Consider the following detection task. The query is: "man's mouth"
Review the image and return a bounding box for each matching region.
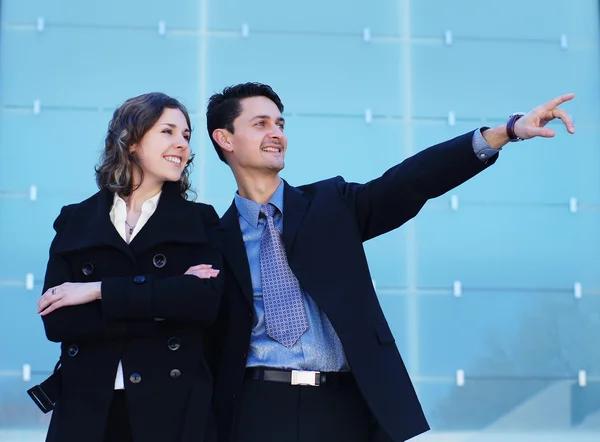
[261,146,282,153]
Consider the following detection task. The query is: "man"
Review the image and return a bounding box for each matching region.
[205,82,574,442]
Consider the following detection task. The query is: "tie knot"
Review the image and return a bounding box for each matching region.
[260,203,277,219]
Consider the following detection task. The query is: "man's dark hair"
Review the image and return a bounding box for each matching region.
[206,82,284,163]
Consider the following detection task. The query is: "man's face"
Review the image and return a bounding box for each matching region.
[226,96,287,173]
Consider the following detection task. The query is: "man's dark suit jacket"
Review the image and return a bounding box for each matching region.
[212,130,498,441]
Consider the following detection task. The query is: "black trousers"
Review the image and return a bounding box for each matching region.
[232,373,394,442]
[103,390,134,442]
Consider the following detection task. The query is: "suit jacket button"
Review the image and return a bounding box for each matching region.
[170,369,181,379]
[133,276,146,284]
[130,373,142,384]
[67,344,79,357]
[167,337,181,351]
[153,254,167,268]
[81,262,95,276]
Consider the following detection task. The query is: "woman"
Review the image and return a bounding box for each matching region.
[36,93,223,442]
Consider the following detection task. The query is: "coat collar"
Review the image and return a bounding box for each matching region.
[53,182,208,259]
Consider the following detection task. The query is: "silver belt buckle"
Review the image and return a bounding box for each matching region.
[291,370,320,386]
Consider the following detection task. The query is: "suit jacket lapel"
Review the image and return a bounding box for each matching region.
[282,181,310,257]
[221,202,254,306]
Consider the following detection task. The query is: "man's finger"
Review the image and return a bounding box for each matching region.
[543,93,575,111]
[552,109,576,134]
[529,126,556,138]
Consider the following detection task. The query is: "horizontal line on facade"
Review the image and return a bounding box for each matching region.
[1,107,597,129]
[1,104,200,115]
[1,22,598,48]
[377,288,600,296]
[426,200,600,210]
[1,281,599,296]
[1,370,598,384]
[3,192,599,214]
[0,280,28,287]
[411,375,600,383]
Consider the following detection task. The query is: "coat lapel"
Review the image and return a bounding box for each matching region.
[52,188,135,262]
[129,182,208,256]
[52,182,207,261]
[221,202,254,306]
[282,181,310,257]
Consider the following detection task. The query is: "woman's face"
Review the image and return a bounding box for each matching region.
[131,107,191,185]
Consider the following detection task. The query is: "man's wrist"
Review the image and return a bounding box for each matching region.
[481,124,511,150]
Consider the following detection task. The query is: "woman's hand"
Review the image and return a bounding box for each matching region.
[38,282,102,316]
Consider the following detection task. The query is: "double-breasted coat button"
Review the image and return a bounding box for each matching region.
[67,344,79,357]
[130,373,142,384]
[81,262,94,276]
[170,369,181,379]
[153,254,167,268]
[167,337,181,351]
[133,276,146,284]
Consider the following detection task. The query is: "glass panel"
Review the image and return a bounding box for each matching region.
[411,0,599,42]
[2,0,200,28]
[418,291,592,377]
[208,0,402,35]
[415,205,600,289]
[417,378,600,432]
[411,42,599,121]
[205,35,404,116]
[1,29,200,108]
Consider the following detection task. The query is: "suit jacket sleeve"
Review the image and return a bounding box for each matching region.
[101,205,223,325]
[335,130,498,241]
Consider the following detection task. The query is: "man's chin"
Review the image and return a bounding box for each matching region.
[267,161,285,172]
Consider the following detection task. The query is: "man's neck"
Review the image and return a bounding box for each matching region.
[234,172,282,204]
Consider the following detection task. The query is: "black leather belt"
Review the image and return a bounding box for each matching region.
[245,367,354,387]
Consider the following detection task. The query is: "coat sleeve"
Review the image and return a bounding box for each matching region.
[100,204,223,325]
[335,130,498,241]
[41,206,126,343]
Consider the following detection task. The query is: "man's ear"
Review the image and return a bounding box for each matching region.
[213,129,234,153]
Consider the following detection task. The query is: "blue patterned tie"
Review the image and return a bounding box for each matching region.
[259,203,308,348]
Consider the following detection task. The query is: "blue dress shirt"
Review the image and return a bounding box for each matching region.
[235,130,497,372]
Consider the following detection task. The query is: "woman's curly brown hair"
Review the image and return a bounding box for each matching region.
[95,92,195,199]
